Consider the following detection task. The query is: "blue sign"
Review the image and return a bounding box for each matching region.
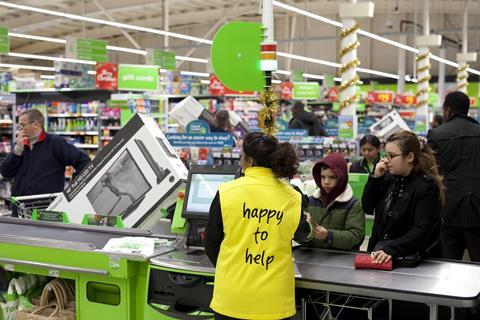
[276,119,289,131]
[166,133,235,147]
[186,120,210,134]
[325,116,339,137]
[275,129,308,141]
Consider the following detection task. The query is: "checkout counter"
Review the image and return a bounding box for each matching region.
[0,165,479,320]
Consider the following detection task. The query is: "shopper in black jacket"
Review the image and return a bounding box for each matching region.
[427,91,480,262]
[350,134,381,175]
[1,109,90,216]
[363,130,443,264]
[288,101,327,136]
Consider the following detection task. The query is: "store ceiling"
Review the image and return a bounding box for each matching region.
[0,0,479,77]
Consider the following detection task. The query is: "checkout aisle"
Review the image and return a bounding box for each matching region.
[0,162,479,320]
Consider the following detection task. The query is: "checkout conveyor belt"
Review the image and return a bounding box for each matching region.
[0,216,160,250]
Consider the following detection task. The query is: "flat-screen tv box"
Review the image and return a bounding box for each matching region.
[48,113,188,229]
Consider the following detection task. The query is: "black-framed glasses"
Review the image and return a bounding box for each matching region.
[385,153,404,160]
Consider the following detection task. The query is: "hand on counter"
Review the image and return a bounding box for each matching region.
[371,250,392,264]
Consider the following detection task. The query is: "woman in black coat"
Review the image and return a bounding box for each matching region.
[362,131,444,264]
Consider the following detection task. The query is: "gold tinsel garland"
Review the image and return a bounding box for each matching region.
[415,53,429,61]
[339,41,360,58]
[339,59,360,75]
[340,23,359,38]
[257,89,279,136]
[456,75,468,81]
[416,88,429,97]
[417,75,431,84]
[339,75,359,92]
[416,99,429,108]
[339,95,357,112]
[416,65,430,74]
[457,64,469,72]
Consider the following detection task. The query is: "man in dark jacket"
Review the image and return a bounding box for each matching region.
[427,91,480,262]
[1,109,90,217]
[288,101,327,136]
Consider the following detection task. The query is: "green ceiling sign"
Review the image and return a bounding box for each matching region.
[147,49,176,70]
[293,82,320,100]
[118,65,158,91]
[0,27,9,54]
[211,22,265,91]
[66,37,107,62]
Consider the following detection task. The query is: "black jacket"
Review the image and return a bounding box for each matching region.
[362,173,441,258]
[288,110,327,136]
[1,133,90,197]
[427,114,480,227]
[350,157,380,175]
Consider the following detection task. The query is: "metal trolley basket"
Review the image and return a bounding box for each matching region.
[9,193,61,219]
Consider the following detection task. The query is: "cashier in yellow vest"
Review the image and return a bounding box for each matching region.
[205,132,312,320]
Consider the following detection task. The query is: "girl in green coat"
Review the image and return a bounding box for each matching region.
[307,153,365,250]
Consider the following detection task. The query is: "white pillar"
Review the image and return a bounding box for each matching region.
[397,34,407,94]
[438,48,446,107]
[163,0,169,48]
[457,0,471,93]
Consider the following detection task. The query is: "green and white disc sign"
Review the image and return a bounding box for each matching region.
[118,65,159,91]
[293,82,320,100]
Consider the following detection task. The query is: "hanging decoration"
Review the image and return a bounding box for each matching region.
[257,89,279,135]
[338,22,360,112]
[415,48,431,109]
[456,63,469,93]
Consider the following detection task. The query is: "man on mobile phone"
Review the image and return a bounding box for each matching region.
[1,109,90,217]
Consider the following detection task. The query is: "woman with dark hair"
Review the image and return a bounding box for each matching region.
[210,109,232,133]
[350,134,381,174]
[362,130,444,265]
[205,132,311,320]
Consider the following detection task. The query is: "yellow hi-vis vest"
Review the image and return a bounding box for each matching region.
[211,167,301,319]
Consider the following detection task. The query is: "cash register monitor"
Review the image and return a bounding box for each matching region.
[182,165,239,249]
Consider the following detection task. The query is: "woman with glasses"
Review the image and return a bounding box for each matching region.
[362,130,444,265]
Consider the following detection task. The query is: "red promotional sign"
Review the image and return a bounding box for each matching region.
[367,91,394,105]
[280,81,293,100]
[327,87,339,102]
[395,94,417,106]
[209,74,225,96]
[95,63,118,90]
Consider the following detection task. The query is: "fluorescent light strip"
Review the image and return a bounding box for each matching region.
[88,70,96,75]
[272,79,281,84]
[8,52,97,65]
[9,32,66,44]
[274,0,480,75]
[106,45,146,55]
[180,71,209,77]
[275,70,291,75]
[277,52,341,68]
[357,68,399,80]
[0,1,212,45]
[40,75,55,79]
[0,63,55,71]
[273,0,342,28]
[200,80,210,84]
[176,56,209,64]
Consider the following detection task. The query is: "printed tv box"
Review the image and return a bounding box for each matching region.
[48,113,188,229]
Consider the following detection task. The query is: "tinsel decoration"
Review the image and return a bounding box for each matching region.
[339,23,359,38]
[416,75,432,84]
[339,75,359,92]
[415,53,429,61]
[416,65,430,74]
[456,63,469,91]
[257,89,279,135]
[339,59,360,75]
[416,88,429,97]
[339,41,360,58]
[339,95,357,112]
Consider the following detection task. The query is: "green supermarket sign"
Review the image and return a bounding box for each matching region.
[66,37,107,62]
[0,27,9,54]
[118,65,159,91]
[293,82,320,100]
[147,49,176,70]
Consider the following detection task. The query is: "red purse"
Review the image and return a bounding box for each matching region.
[354,254,393,271]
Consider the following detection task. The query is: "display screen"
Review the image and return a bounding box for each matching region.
[184,173,235,215]
[87,149,151,216]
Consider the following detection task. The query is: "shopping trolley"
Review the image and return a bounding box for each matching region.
[9,193,61,219]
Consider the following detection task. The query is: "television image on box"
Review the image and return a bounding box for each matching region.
[87,149,152,217]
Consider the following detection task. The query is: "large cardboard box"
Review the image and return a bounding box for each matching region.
[48,113,188,228]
